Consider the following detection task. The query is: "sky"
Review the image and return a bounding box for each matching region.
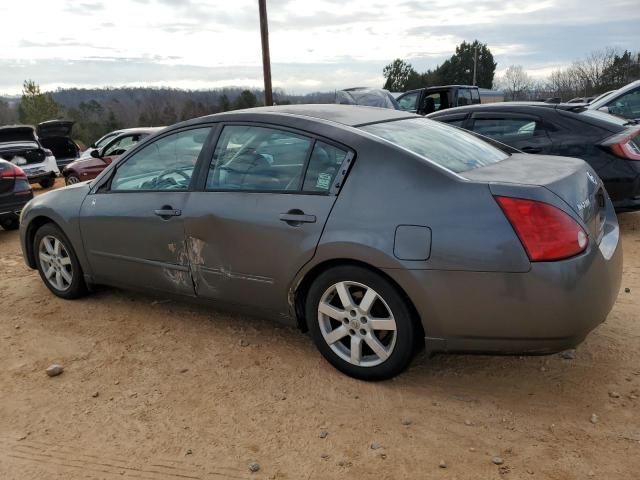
[0,0,638,95]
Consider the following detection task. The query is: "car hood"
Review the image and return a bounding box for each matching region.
[0,126,37,143]
[37,120,74,138]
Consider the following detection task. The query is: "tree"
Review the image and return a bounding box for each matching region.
[17,80,59,124]
[437,40,497,88]
[501,65,532,100]
[233,90,258,110]
[219,94,231,112]
[383,59,417,91]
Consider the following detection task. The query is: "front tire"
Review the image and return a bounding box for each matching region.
[39,177,55,189]
[306,265,417,380]
[65,174,80,186]
[34,223,87,299]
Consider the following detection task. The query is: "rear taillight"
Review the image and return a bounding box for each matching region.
[601,128,640,160]
[495,196,588,262]
[0,163,26,179]
[0,163,31,194]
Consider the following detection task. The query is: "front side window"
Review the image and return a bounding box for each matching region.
[110,127,211,191]
[607,88,640,119]
[207,125,312,191]
[103,134,143,157]
[472,117,542,141]
[360,118,509,173]
[397,92,419,112]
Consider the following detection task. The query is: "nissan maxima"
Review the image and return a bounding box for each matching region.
[19,105,623,380]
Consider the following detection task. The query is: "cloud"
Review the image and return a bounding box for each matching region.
[0,0,638,94]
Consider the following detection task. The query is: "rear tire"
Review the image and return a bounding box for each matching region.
[306,265,417,380]
[39,177,55,189]
[34,223,87,299]
[0,217,19,231]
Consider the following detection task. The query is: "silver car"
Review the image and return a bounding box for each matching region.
[19,105,623,380]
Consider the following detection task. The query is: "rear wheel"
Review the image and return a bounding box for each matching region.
[306,265,417,380]
[34,223,87,299]
[39,177,55,189]
[65,174,80,186]
[0,217,19,231]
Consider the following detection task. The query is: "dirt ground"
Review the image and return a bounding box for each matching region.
[1,179,638,480]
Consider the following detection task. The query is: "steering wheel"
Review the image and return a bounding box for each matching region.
[157,168,191,183]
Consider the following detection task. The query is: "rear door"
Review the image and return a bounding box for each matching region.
[80,126,213,295]
[184,124,353,316]
[468,111,553,154]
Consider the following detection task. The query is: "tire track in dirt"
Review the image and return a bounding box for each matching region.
[0,437,247,479]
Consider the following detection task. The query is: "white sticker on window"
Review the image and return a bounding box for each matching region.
[316,172,332,190]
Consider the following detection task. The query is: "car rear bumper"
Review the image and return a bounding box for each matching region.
[386,218,623,354]
[0,195,33,220]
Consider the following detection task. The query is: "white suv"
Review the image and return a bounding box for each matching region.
[0,125,60,189]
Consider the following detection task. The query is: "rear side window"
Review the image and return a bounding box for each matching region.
[472,117,543,141]
[207,125,312,191]
[457,89,473,106]
[360,118,509,173]
[303,141,347,192]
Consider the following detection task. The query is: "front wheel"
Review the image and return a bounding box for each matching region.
[34,223,87,299]
[306,265,417,380]
[65,174,80,186]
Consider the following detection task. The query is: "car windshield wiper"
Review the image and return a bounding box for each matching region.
[623,119,639,126]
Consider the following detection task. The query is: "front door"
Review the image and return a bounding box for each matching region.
[80,126,213,295]
[183,124,352,316]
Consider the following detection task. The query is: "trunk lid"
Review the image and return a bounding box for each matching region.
[37,120,74,138]
[463,153,606,242]
[0,126,37,143]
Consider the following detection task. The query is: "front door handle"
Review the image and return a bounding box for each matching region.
[154,206,182,219]
[279,210,316,226]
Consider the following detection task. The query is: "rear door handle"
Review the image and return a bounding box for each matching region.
[279,211,316,225]
[154,207,182,218]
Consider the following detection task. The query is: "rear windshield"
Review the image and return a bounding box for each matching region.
[360,118,509,173]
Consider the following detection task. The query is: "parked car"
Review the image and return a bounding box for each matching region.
[36,120,80,169]
[0,159,33,230]
[396,85,483,115]
[63,127,163,185]
[79,127,159,159]
[428,102,640,211]
[19,105,622,380]
[0,125,59,188]
[337,88,400,109]
[588,80,640,121]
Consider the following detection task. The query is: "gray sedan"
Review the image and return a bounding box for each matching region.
[19,105,623,380]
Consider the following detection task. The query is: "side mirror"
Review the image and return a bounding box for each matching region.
[90,149,101,159]
[598,106,609,113]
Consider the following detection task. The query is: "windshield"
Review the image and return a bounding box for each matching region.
[360,118,509,173]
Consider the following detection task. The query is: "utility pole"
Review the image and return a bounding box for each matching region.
[258,0,273,106]
[472,43,478,86]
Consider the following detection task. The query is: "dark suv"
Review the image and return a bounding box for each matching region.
[428,102,640,211]
[396,85,481,115]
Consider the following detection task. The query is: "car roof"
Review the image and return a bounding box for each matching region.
[114,127,164,135]
[196,104,415,128]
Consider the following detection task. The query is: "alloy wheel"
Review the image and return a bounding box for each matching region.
[317,281,397,367]
[38,235,73,291]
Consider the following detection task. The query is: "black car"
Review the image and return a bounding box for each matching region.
[0,159,33,230]
[428,103,640,211]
